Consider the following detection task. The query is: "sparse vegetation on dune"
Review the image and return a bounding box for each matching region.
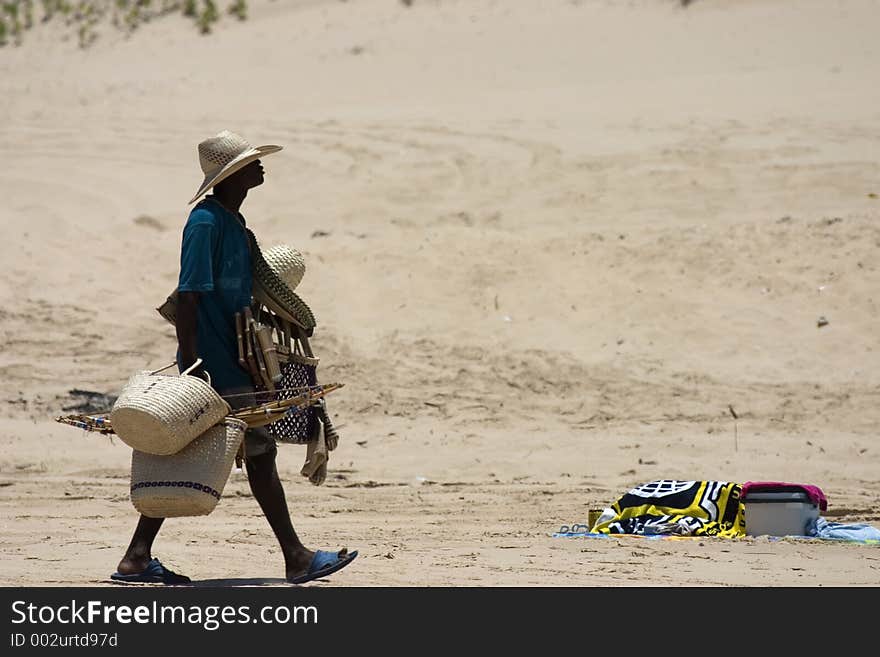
[0,1,702,49]
[0,0,249,49]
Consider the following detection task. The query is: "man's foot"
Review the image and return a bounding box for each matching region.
[287,548,358,585]
[110,558,191,585]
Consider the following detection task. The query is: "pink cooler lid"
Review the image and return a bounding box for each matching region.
[741,481,827,511]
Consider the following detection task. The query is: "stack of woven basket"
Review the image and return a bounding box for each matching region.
[109,361,242,518]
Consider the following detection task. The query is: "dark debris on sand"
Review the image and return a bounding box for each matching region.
[61,389,118,414]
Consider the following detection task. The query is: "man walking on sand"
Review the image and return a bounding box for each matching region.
[111,130,357,585]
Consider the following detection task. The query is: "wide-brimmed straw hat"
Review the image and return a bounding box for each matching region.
[249,236,316,331]
[189,130,282,204]
[263,244,306,291]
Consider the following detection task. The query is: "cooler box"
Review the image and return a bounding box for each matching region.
[742,488,820,537]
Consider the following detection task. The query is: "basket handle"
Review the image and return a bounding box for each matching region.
[147,359,212,386]
[179,358,212,387]
[149,362,180,375]
[179,358,203,376]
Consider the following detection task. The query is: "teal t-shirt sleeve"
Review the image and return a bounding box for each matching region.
[178,221,215,292]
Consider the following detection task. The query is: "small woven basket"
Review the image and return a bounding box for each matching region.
[257,354,320,444]
[130,418,246,518]
[110,360,231,456]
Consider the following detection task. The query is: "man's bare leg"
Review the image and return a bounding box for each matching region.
[115,515,164,574]
[245,450,315,579]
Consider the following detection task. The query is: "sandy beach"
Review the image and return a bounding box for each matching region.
[1,0,879,586]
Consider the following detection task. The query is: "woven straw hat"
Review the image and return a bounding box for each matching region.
[189,130,282,204]
[250,235,316,330]
[263,244,306,290]
[130,418,246,518]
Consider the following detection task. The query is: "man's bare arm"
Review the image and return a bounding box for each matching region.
[175,291,201,372]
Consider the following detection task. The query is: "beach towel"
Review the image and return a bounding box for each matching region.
[592,479,746,538]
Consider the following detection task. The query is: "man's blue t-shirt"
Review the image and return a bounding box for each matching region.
[177,196,253,392]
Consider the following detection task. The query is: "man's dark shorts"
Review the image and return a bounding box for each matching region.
[219,386,277,458]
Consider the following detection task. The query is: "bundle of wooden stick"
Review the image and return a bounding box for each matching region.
[55,382,343,435]
[54,414,116,435]
[227,382,344,428]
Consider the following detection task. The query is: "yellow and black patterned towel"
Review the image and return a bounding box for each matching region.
[592,480,745,538]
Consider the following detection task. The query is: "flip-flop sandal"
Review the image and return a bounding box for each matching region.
[110,558,191,585]
[288,549,358,585]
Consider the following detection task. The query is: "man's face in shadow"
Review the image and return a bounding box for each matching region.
[237,159,265,190]
[224,158,265,193]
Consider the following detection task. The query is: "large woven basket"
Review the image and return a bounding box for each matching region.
[110,360,231,456]
[130,418,246,518]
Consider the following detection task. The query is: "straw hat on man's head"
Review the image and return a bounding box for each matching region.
[189,130,282,204]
